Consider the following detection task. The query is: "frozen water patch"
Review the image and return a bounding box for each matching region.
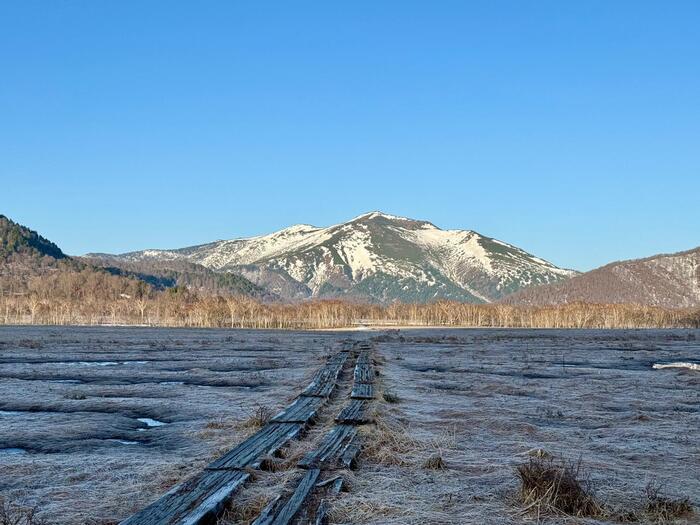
[71,361,118,367]
[59,361,149,367]
[0,447,28,455]
[137,417,166,427]
[653,362,700,371]
[159,381,185,385]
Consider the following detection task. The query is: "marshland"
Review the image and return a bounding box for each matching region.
[0,327,698,524]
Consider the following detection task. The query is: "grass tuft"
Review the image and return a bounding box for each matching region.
[516,456,603,518]
[422,453,446,470]
[63,391,87,400]
[382,390,400,404]
[240,404,272,430]
[644,482,693,522]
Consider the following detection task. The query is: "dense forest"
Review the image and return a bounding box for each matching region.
[2,215,699,329]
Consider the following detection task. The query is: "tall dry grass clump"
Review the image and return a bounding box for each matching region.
[240,405,273,430]
[516,456,603,518]
[644,482,694,522]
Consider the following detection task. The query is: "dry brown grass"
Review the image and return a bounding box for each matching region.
[0,498,47,525]
[204,418,232,430]
[240,405,273,430]
[644,482,694,522]
[516,456,604,518]
[360,418,420,467]
[218,469,303,525]
[516,458,696,523]
[218,493,271,524]
[422,453,446,470]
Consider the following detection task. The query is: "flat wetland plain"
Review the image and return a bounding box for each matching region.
[0,327,698,524]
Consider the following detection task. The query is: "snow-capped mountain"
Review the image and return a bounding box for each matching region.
[96,212,576,303]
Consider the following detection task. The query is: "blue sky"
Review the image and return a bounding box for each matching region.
[1,2,698,271]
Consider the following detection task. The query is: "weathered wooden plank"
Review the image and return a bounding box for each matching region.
[271,396,325,424]
[314,500,329,525]
[331,476,344,495]
[207,423,303,470]
[297,424,358,469]
[300,353,348,397]
[350,382,374,399]
[120,469,249,525]
[335,399,372,425]
[251,469,321,525]
[123,348,357,525]
[353,352,374,384]
[340,433,362,469]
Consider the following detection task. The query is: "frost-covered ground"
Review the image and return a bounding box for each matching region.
[1,328,699,524]
[0,326,348,524]
[332,329,700,524]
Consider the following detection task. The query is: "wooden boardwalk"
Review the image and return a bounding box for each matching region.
[248,343,377,524]
[120,343,360,525]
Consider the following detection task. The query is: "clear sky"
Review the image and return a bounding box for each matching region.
[1,2,698,271]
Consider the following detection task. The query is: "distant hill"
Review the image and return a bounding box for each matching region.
[504,247,700,308]
[91,211,576,303]
[0,214,264,300]
[83,256,273,299]
[0,215,66,260]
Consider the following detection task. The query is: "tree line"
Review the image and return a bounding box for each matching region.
[1,274,698,329]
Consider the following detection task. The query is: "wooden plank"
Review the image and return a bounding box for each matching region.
[350,382,374,399]
[340,433,362,469]
[314,500,329,525]
[353,352,374,384]
[335,399,372,425]
[271,396,325,424]
[297,424,358,469]
[207,423,303,470]
[251,469,321,525]
[122,348,354,525]
[121,469,249,525]
[300,353,347,397]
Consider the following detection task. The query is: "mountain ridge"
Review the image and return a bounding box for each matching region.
[503,245,700,308]
[90,211,577,303]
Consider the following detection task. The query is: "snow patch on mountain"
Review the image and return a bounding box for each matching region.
[99,211,576,303]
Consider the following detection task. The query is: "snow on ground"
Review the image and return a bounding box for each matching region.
[654,361,700,371]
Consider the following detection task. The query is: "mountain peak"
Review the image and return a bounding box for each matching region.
[350,211,412,222]
[97,212,576,303]
[349,211,439,231]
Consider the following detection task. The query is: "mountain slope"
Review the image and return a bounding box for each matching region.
[0,214,148,299]
[97,212,576,303]
[0,214,264,300]
[503,247,700,308]
[82,256,274,299]
[0,215,66,261]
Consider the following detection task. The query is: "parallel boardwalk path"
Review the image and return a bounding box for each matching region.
[250,342,377,525]
[120,344,356,525]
